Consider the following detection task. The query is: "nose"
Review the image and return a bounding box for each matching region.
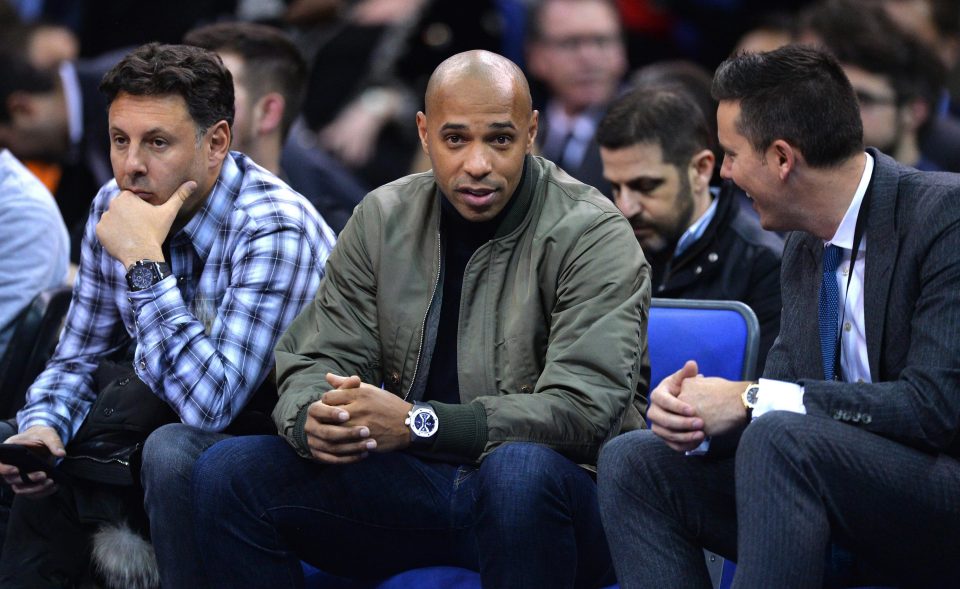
[615,190,642,218]
[463,144,492,179]
[122,145,147,179]
[720,156,732,180]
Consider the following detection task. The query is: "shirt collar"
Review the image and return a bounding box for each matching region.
[59,61,83,147]
[545,101,601,141]
[674,189,719,258]
[827,152,874,250]
[177,152,243,261]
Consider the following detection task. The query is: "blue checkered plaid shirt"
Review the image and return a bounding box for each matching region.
[18,152,336,443]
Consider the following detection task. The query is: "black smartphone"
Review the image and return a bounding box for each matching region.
[0,443,61,483]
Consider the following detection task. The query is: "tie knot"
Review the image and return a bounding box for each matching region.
[823,244,842,274]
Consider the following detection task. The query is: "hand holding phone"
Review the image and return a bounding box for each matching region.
[0,443,60,484]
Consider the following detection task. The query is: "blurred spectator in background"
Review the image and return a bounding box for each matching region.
[303,0,507,189]
[0,148,68,358]
[527,0,627,196]
[799,0,949,170]
[732,11,796,55]
[0,50,119,263]
[185,20,365,233]
[877,0,960,171]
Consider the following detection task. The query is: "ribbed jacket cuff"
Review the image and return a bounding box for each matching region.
[291,404,311,455]
[429,401,487,460]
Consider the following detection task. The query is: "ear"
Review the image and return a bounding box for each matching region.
[689,148,715,193]
[416,111,429,156]
[526,110,539,153]
[207,120,232,166]
[768,139,795,180]
[254,92,285,136]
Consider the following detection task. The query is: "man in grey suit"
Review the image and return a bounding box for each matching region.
[598,45,960,588]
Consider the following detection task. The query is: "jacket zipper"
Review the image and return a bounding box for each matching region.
[66,455,131,467]
[404,227,442,401]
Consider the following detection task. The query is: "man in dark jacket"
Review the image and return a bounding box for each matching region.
[598,86,783,370]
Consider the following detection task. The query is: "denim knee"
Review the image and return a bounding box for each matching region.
[142,423,199,484]
[141,423,231,491]
[475,443,586,522]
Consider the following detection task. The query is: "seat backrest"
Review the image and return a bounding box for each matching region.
[0,285,73,418]
[648,298,761,386]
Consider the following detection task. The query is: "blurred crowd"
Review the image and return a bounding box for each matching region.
[1,0,959,263]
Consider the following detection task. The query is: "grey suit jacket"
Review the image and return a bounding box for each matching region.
[764,148,960,458]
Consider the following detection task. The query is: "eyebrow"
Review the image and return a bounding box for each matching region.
[108,125,169,136]
[438,121,517,132]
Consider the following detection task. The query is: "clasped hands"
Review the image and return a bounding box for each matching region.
[303,373,414,464]
[647,360,751,452]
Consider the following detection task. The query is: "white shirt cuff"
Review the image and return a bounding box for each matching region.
[753,378,806,418]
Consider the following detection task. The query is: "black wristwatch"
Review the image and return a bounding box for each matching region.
[126,260,172,292]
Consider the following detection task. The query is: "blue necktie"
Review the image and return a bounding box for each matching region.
[819,245,842,381]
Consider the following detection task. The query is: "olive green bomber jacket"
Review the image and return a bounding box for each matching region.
[273,155,651,465]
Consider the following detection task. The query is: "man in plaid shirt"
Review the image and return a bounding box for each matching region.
[0,43,334,588]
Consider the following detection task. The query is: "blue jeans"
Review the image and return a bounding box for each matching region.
[192,437,613,589]
[141,423,231,589]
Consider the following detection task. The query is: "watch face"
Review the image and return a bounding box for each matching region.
[746,385,760,406]
[130,265,156,289]
[411,408,437,438]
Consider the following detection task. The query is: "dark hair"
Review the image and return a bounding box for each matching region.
[184,21,307,139]
[711,44,863,168]
[597,87,711,168]
[629,60,718,160]
[0,51,56,123]
[100,43,234,139]
[800,0,945,129]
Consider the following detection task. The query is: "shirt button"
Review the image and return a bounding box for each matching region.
[857,378,865,383]
[139,360,146,370]
[842,265,850,276]
[657,285,665,292]
[694,266,703,275]
[844,322,852,332]
[519,384,532,394]
[707,252,719,263]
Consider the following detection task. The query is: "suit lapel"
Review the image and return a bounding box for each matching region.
[862,150,900,380]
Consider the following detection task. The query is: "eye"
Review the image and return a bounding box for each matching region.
[112,135,128,147]
[630,179,666,195]
[493,135,512,145]
[445,134,463,145]
[151,137,169,148]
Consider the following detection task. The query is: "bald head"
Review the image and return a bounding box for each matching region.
[424,50,532,116]
[416,50,539,223]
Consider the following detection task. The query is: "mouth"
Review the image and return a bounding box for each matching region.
[126,188,155,200]
[457,186,498,207]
